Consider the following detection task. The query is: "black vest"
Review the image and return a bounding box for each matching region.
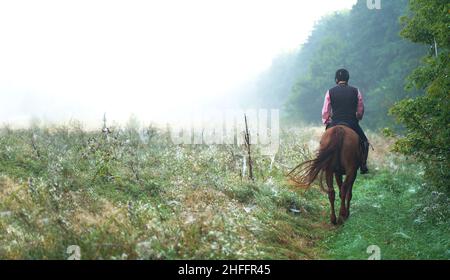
[329,84,359,123]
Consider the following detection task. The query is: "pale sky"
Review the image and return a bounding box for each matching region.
[0,0,356,126]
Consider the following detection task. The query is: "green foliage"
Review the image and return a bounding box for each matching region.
[390,0,450,191]
[399,0,449,49]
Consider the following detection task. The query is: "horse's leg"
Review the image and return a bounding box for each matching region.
[337,183,347,225]
[338,170,357,223]
[335,173,343,194]
[335,173,343,187]
[326,170,336,225]
[345,170,357,219]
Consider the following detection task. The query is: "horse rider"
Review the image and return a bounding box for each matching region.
[321,69,370,174]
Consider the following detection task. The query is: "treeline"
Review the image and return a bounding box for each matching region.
[248,0,428,129]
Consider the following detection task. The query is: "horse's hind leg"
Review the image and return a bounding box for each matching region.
[326,170,336,225]
[345,185,353,219]
[335,173,343,185]
[345,171,357,219]
[338,170,356,223]
[335,173,343,193]
[336,173,351,219]
[337,186,347,225]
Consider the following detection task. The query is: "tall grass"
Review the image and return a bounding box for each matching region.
[0,122,447,259]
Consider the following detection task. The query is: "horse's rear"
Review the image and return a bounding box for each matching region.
[323,126,360,224]
[288,125,361,225]
[321,125,360,173]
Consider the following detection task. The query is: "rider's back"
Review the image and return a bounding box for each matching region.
[329,84,359,124]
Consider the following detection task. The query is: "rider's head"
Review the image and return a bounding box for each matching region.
[335,69,350,84]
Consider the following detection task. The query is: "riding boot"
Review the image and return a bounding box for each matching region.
[360,141,369,174]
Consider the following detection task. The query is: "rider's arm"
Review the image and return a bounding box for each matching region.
[356,89,364,120]
[322,90,331,125]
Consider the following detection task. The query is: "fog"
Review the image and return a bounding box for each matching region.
[0,0,356,127]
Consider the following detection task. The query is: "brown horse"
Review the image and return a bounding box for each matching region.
[288,125,361,225]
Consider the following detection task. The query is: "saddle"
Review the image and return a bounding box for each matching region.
[326,121,352,131]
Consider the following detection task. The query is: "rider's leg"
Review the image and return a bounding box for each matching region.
[353,123,369,174]
[360,141,369,174]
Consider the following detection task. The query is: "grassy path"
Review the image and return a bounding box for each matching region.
[317,169,449,260]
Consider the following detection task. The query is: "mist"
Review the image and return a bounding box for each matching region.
[0,0,356,127]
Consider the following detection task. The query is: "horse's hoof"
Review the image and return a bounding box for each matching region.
[337,216,345,225]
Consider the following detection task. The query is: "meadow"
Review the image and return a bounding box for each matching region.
[0,120,448,259]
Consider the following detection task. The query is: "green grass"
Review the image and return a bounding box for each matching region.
[0,123,448,259]
[321,168,449,260]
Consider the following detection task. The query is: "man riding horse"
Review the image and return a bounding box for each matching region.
[321,69,369,174]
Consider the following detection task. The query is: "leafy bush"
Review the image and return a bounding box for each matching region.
[390,0,450,191]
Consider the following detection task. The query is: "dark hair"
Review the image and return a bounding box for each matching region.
[335,69,350,83]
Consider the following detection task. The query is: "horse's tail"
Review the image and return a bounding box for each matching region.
[288,127,345,190]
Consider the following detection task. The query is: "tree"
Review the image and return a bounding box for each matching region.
[390,0,450,190]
